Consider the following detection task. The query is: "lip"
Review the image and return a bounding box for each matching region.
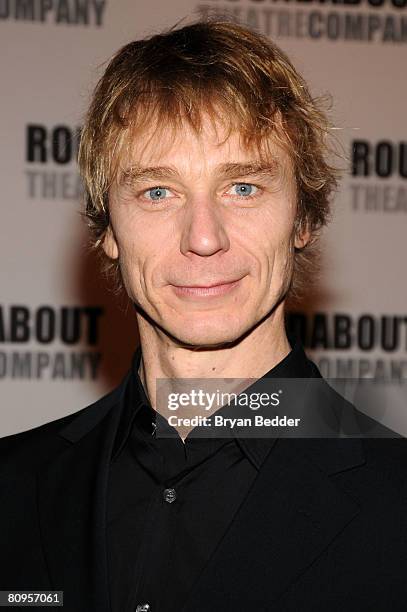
[171,278,242,298]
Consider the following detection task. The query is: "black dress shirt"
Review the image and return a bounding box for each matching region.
[107,338,317,612]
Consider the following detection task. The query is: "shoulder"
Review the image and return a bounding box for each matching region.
[0,375,128,475]
[360,436,407,467]
[305,357,403,439]
[337,437,407,514]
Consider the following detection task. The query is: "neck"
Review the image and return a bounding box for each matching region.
[136,303,291,412]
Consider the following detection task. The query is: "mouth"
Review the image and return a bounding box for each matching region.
[171,278,243,298]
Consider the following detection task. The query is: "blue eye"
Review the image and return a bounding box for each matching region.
[145,186,168,201]
[231,183,258,197]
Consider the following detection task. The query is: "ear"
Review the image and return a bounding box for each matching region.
[294,223,311,250]
[102,225,119,260]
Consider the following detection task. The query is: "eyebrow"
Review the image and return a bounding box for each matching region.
[216,161,280,180]
[120,166,179,185]
[119,161,280,185]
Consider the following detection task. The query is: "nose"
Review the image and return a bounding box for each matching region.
[179,196,230,257]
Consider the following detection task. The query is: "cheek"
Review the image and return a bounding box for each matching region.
[274,235,296,291]
[117,232,165,300]
[255,219,296,291]
[272,231,296,271]
[254,210,296,262]
[111,222,144,291]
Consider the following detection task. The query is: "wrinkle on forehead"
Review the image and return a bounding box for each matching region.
[115,111,293,187]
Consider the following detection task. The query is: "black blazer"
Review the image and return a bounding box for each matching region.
[1,369,406,612]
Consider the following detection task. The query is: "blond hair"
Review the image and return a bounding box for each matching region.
[78,19,338,298]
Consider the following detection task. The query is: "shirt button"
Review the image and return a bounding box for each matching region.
[163,487,177,503]
[135,604,150,612]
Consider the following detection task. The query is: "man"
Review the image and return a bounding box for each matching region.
[1,20,406,612]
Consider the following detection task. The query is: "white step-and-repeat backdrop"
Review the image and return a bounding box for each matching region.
[1,0,406,436]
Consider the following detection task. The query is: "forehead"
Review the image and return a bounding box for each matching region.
[116,113,292,177]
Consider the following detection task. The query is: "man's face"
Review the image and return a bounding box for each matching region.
[105,116,307,348]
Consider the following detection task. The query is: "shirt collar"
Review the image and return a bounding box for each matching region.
[111,333,317,466]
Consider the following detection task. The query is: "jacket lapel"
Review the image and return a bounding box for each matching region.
[37,376,129,612]
[36,359,366,611]
[183,436,365,611]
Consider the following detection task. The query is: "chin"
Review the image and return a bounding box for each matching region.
[165,315,247,349]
